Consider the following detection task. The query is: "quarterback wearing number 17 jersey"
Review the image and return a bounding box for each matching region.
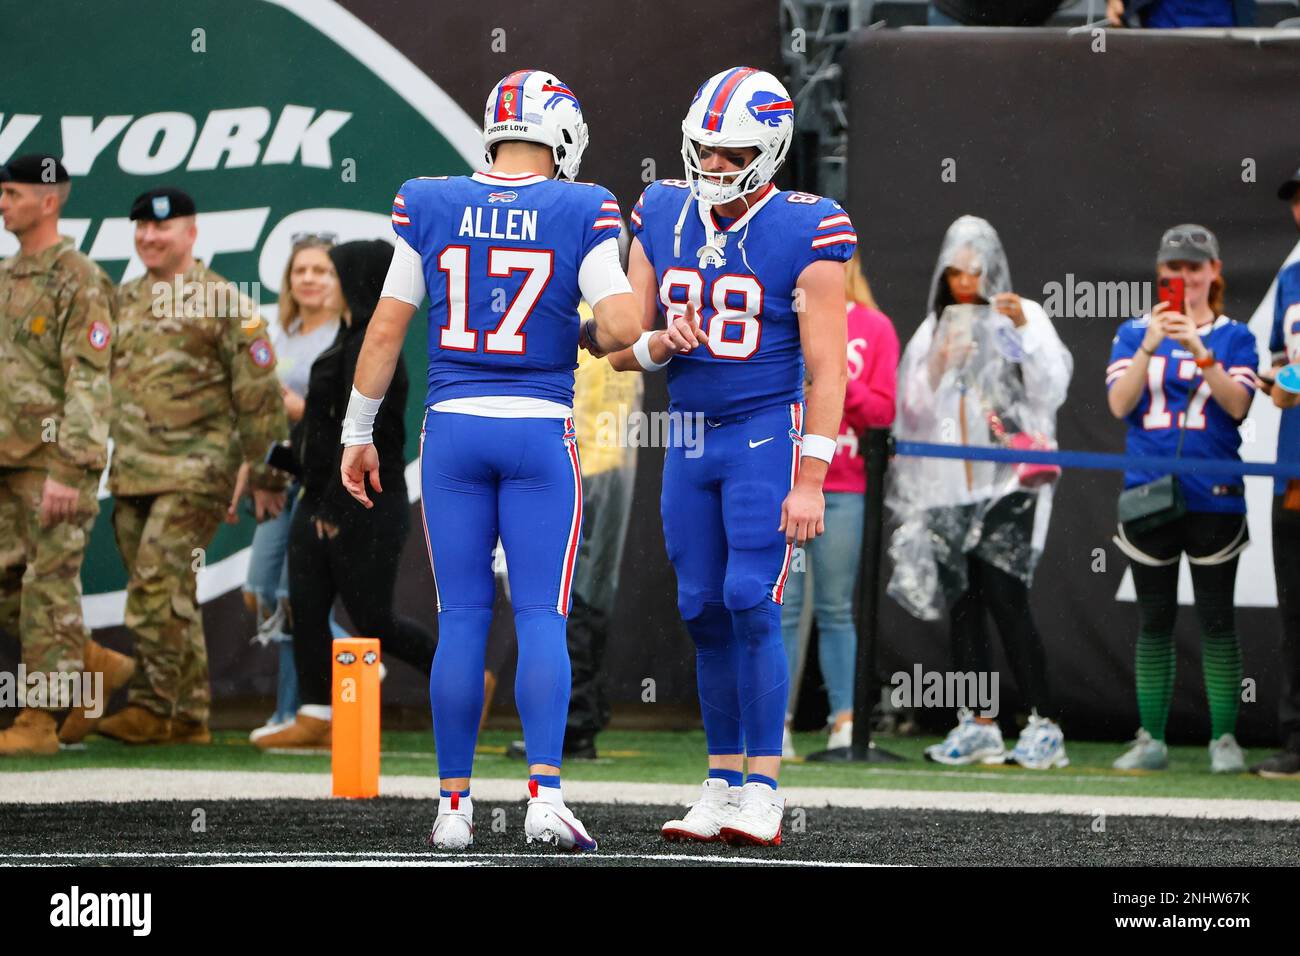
[390,172,621,408]
[1108,314,1259,512]
[376,69,635,853]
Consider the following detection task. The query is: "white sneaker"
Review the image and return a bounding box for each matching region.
[524,781,597,852]
[661,778,739,842]
[427,792,474,849]
[719,782,784,846]
[1113,728,1169,770]
[1209,733,1245,774]
[827,721,853,750]
[782,726,796,758]
[1009,713,1069,770]
[924,709,1005,765]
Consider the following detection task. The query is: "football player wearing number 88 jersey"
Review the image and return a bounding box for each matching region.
[609,67,855,846]
[1107,224,1258,773]
[340,70,643,852]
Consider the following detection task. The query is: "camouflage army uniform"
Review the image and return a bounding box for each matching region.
[0,236,114,707]
[110,261,287,723]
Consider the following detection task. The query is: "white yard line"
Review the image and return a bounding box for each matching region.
[1,768,1298,820]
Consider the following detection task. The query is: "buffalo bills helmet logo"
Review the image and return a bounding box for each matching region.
[541,82,579,111]
[747,90,794,128]
[487,190,518,204]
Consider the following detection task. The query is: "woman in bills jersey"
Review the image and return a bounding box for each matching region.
[1107,224,1259,773]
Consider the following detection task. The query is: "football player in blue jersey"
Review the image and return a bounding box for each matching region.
[338,70,646,851]
[608,67,856,845]
[1107,224,1258,773]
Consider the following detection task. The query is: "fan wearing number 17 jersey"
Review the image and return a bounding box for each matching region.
[614,67,856,846]
[340,70,641,853]
[1108,313,1259,514]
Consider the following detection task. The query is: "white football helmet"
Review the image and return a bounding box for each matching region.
[681,67,795,205]
[482,69,589,181]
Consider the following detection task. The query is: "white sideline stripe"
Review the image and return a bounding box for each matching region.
[3,769,1300,820]
[0,850,878,868]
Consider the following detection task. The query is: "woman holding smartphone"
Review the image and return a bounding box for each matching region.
[1107,224,1259,772]
[890,215,1073,769]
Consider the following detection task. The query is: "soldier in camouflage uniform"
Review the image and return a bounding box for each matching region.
[94,188,288,745]
[0,154,136,757]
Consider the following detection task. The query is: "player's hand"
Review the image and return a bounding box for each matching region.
[779,477,825,548]
[39,476,81,529]
[252,488,286,521]
[662,302,703,353]
[341,443,381,509]
[579,319,605,358]
[225,462,251,523]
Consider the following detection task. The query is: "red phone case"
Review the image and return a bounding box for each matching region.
[1158,276,1185,314]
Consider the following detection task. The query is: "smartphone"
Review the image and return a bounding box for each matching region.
[1157,276,1185,314]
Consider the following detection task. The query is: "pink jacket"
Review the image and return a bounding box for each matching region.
[824,305,899,493]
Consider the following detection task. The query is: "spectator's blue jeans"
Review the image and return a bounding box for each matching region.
[780,492,865,722]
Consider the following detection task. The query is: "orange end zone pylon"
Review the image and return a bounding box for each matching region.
[332,637,381,798]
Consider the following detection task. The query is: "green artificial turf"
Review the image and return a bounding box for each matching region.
[2,729,1299,803]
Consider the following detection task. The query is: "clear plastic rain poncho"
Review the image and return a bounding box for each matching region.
[887,216,1073,621]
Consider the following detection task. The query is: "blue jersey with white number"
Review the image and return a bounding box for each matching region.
[390,171,621,407]
[629,179,856,418]
[1270,259,1300,495]
[1107,314,1259,512]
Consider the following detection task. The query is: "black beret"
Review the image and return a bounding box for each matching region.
[0,153,70,185]
[129,187,197,221]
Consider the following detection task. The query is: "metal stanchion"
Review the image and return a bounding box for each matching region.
[805,428,903,763]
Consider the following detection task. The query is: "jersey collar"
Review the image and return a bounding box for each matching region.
[473,171,549,187]
[707,183,778,233]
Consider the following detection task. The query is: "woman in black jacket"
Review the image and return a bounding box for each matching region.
[255,239,435,749]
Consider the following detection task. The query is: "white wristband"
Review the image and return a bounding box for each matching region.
[632,330,671,371]
[340,386,384,446]
[800,433,837,464]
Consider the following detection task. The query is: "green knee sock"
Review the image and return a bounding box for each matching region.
[1201,630,1242,740]
[1135,631,1176,742]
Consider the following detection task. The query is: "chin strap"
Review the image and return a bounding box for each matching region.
[672,178,760,274]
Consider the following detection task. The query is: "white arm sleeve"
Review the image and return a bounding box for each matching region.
[380,234,426,306]
[578,236,632,307]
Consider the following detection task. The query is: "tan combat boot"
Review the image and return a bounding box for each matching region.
[0,710,60,756]
[170,717,212,745]
[95,704,172,744]
[59,640,138,744]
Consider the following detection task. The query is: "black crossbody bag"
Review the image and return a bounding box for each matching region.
[1116,409,1187,534]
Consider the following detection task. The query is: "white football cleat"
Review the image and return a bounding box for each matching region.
[427,792,474,850]
[524,780,597,852]
[661,778,739,842]
[718,782,784,847]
